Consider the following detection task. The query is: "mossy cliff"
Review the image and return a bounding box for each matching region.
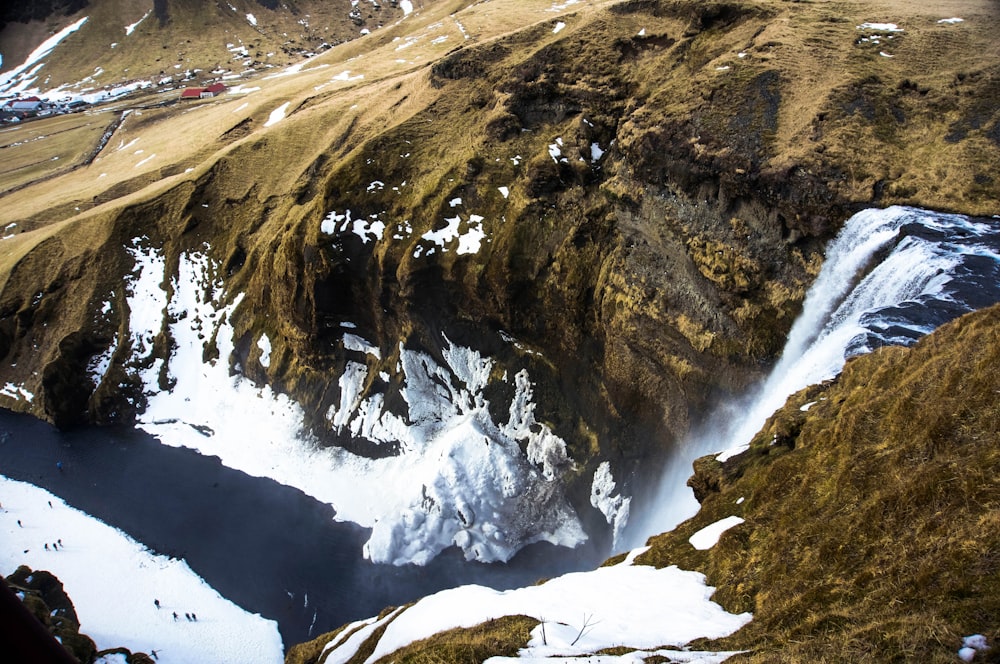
[0,0,998,537]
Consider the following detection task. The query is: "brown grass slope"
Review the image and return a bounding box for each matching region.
[0,0,404,89]
[636,302,1000,662]
[0,1,997,659]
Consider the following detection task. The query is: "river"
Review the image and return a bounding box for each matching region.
[0,408,604,651]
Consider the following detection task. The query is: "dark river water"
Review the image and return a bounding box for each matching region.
[0,409,606,652]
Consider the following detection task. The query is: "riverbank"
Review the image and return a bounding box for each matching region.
[0,409,603,652]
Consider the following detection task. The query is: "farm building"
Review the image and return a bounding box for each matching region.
[3,96,44,113]
[180,83,227,99]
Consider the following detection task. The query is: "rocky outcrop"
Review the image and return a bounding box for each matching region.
[4,565,97,662]
[4,566,157,663]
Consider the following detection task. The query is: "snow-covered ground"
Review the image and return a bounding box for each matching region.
[118,243,590,566]
[322,546,750,663]
[0,477,283,664]
[688,517,745,551]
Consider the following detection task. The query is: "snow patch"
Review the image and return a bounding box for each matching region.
[417,214,487,256]
[344,333,381,359]
[0,382,34,403]
[263,102,290,127]
[857,22,903,32]
[125,11,150,36]
[325,550,750,663]
[0,477,283,664]
[689,516,745,550]
[959,635,989,662]
[548,138,563,163]
[257,334,272,368]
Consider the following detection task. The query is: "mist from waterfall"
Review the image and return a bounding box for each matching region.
[625,206,1000,546]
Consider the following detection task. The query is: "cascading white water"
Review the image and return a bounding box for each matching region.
[625,206,1000,546]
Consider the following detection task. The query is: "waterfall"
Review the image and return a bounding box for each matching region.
[625,206,1000,546]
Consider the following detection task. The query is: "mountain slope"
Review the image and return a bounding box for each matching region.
[636,300,1000,662]
[2,0,996,428]
[0,0,405,89]
[0,0,998,628]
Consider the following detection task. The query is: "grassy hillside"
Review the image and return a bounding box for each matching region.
[0,1,998,657]
[0,0,404,88]
[632,301,1000,662]
[0,0,997,659]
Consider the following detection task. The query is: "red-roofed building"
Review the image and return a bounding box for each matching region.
[202,83,227,97]
[180,83,226,100]
[4,96,44,112]
[2,96,46,119]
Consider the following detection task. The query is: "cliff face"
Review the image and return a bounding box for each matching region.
[0,0,998,552]
[286,302,1000,664]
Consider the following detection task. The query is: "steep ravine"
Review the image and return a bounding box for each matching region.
[0,0,999,584]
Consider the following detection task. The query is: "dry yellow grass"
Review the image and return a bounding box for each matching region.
[0,0,620,250]
[635,302,1000,662]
